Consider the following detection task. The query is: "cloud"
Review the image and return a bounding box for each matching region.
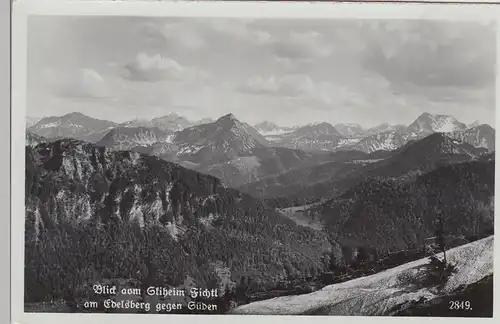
[123,53,208,82]
[141,21,206,51]
[360,21,496,91]
[139,19,271,51]
[238,74,340,107]
[267,31,333,61]
[209,19,272,46]
[240,74,315,97]
[43,68,110,100]
[163,23,205,50]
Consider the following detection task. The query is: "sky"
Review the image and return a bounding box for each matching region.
[27,16,497,128]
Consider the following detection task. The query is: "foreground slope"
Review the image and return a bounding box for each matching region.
[231,236,493,316]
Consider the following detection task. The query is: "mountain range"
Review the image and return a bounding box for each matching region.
[27,112,117,143]
[27,112,494,154]
[253,121,296,136]
[26,111,495,188]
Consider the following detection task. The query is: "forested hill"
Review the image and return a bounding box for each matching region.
[316,159,495,254]
[243,132,488,208]
[24,139,333,303]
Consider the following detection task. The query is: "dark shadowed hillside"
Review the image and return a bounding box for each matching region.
[240,161,364,200]
[206,148,369,188]
[316,160,494,254]
[356,133,486,179]
[251,133,487,208]
[25,139,334,303]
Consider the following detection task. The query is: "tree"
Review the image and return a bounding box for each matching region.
[357,246,370,263]
[435,215,447,265]
[235,276,249,303]
[423,213,457,288]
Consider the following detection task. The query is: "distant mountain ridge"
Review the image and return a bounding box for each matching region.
[27,112,117,143]
[26,116,42,128]
[406,112,468,135]
[28,111,494,155]
[276,122,347,151]
[253,121,295,136]
[333,123,365,138]
[447,124,495,152]
[85,113,361,187]
[96,126,175,151]
[27,111,495,189]
[345,113,492,153]
[365,123,407,136]
[28,112,212,142]
[118,114,207,132]
[252,113,492,154]
[349,131,412,152]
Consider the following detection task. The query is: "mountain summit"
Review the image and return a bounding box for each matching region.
[151,113,193,131]
[218,113,237,121]
[295,122,342,137]
[407,112,467,135]
[254,121,294,136]
[447,124,495,152]
[27,112,117,143]
[96,126,174,151]
[120,113,193,132]
[334,123,365,137]
[276,122,346,151]
[173,114,269,164]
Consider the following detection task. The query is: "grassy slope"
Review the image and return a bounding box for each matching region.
[231,236,493,316]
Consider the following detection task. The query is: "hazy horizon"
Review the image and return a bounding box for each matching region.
[27,17,496,128]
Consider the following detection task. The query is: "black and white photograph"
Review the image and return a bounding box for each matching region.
[18,4,496,319]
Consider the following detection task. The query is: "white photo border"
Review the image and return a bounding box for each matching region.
[1,0,11,324]
[11,1,500,323]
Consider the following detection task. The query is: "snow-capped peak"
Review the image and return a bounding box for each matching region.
[254,121,293,136]
[334,123,365,137]
[407,112,467,134]
[218,113,237,122]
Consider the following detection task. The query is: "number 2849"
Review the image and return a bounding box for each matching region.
[449,301,472,310]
